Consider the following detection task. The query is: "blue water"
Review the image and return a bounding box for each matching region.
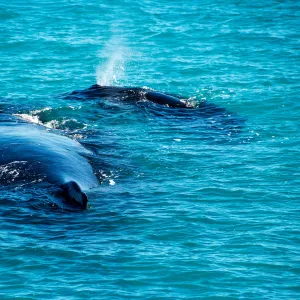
[1,0,299,299]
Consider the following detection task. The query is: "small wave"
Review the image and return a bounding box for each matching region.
[14,113,41,125]
[14,106,87,131]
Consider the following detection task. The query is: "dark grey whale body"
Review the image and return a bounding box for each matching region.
[0,114,98,209]
[68,84,190,108]
[67,85,245,131]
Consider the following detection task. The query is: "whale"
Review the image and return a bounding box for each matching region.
[65,84,245,132]
[0,114,99,209]
[67,84,190,108]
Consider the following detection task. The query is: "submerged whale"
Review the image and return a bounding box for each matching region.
[68,84,190,108]
[0,114,99,209]
[66,84,245,132]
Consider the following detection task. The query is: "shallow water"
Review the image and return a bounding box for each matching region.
[0,0,299,299]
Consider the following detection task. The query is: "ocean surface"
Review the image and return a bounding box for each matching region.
[0,0,299,299]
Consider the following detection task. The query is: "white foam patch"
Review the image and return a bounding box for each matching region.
[109,179,116,186]
[14,107,52,127]
[0,161,27,181]
[14,106,85,131]
[14,113,41,125]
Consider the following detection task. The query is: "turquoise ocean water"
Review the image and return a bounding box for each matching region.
[1,0,299,299]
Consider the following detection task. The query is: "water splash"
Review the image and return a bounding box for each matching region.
[14,106,86,131]
[96,38,127,86]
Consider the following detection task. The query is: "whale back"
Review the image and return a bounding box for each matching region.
[0,114,98,208]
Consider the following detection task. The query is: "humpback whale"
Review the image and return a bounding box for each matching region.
[0,114,98,209]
